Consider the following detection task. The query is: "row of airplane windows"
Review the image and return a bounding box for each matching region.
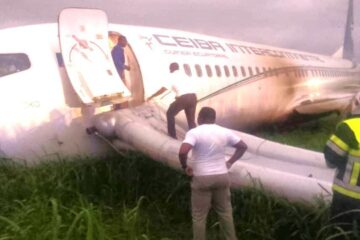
[1,53,360,80]
[179,63,360,79]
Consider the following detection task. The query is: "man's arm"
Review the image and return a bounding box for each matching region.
[226,140,247,168]
[179,143,193,176]
[179,143,192,169]
[324,122,353,169]
[324,143,346,169]
[146,87,168,101]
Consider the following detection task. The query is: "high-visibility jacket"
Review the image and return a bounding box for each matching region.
[324,115,360,199]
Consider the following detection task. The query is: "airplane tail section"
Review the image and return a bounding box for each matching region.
[342,0,354,61]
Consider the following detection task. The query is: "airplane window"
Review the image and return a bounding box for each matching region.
[240,66,246,77]
[183,64,192,77]
[255,67,260,74]
[205,65,213,77]
[215,65,221,77]
[224,66,230,77]
[195,64,202,77]
[0,53,31,77]
[232,66,238,77]
[248,67,253,76]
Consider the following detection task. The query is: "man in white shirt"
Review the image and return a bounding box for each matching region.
[179,107,247,240]
[147,62,197,139]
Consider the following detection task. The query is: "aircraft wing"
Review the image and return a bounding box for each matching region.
[92,104,334,203]
[293,92,355,115]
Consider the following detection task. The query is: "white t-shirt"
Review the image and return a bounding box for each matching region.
[183,124,241,176]
[165,70,194,97]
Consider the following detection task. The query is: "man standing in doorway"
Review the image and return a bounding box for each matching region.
[179,107,247,240]
[109,32,130,81]
[147,62,197,139]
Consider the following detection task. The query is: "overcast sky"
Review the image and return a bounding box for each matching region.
[1,0,359,61]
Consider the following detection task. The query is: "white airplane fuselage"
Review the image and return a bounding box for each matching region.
[0,21,360,162]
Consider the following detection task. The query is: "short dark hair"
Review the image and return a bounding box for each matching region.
[169,62,179,72]
[198,107,216,122]
[108,31,120,36]
[118,35,127,43]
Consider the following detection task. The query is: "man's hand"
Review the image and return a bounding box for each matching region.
[226,161,232,169]
[146,87,167,103]
[179,143,193,176]
[125,65,131,71]
[227,140,247,167]
[184,166,193,176]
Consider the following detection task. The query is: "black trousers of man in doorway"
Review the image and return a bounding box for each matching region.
[166,93,197,139]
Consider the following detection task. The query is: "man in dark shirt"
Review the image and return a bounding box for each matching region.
[110,33,130,80]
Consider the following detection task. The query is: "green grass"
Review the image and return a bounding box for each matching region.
[0,114,351,239]
[254,113,341,152]
[0,153,348,239]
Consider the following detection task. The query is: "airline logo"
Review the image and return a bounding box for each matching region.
[140,33,324,63]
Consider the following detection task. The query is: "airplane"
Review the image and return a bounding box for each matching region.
[0,0,359,202]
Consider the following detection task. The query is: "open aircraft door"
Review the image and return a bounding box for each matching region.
[58,8,131,106]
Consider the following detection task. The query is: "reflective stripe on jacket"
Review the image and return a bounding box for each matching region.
[324,116,360,199]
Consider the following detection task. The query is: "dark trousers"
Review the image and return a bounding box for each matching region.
[330,191,360,239]
[166,93,197,139]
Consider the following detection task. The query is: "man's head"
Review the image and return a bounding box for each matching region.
[197,107,216,125]
[108,31,120,44]
[169,62,179,73]
[118,35,128,47]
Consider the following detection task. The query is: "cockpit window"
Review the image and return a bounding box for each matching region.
[0,53,31,77]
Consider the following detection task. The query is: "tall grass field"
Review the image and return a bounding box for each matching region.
[0,114,351,239]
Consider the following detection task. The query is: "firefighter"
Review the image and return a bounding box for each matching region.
[324,93,360,238]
